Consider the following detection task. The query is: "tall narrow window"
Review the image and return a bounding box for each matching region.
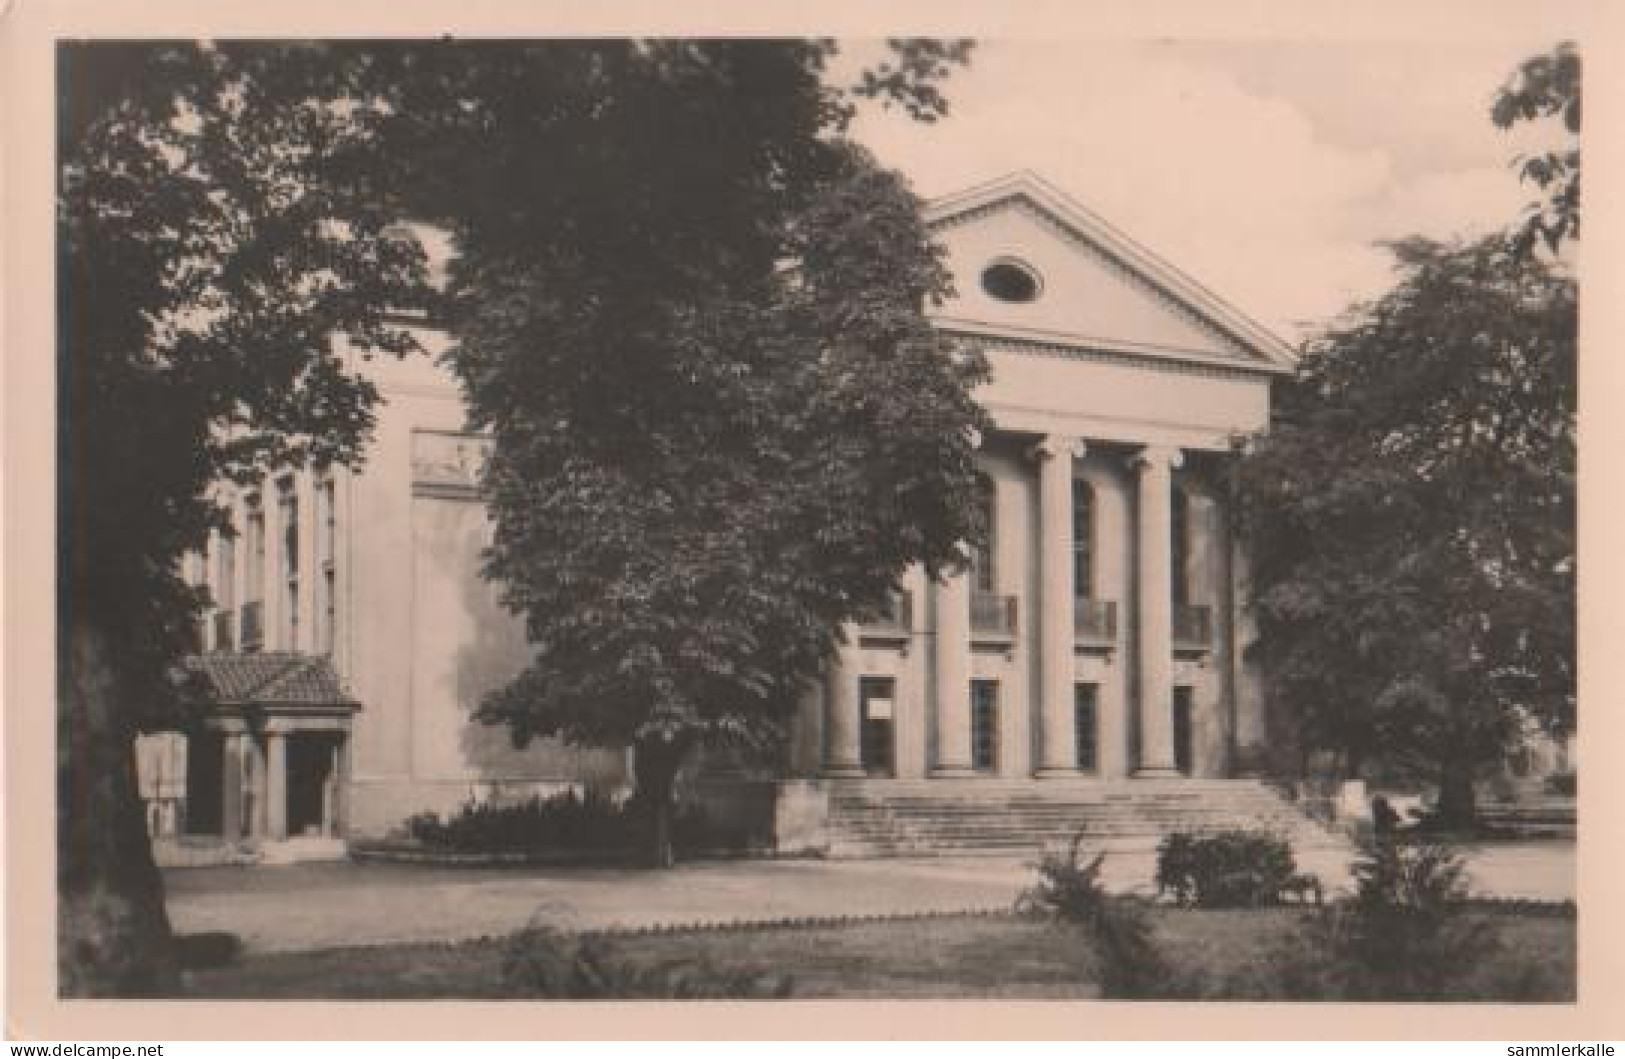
[245,496,264,604]
[1170,485,1191,606]
[243,494,265,652]
[971,474,996,593]
[1072,478,1094,599]
[970,679,999,772]
[315,477,336,655]
[278,477,300,649]
[1074,683,1099,772]
[217,527,236,611]
[215,523,236,651]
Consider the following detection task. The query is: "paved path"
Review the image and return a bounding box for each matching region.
[164,841,1574,956]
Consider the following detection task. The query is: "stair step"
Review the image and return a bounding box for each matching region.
[820,778,1346,859]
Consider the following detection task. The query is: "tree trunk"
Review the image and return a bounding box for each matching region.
[59,619,177,996]
[632,737,686,869]
[1435,759,1479,832]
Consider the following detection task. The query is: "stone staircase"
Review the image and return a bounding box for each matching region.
[825,778,1346,859]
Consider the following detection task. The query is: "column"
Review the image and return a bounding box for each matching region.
[334,732,353,836]
[266,729,289,840]
[823,625,866,777]
[248,735,268,839]
[931,568,975,776]
[1033,435,1081,776]
[896,564,930,779]
[220,733,244,842]
[1133,445,1182,776]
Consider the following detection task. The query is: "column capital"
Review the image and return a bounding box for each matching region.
[1027,434,1088,463]
[1129,444,1184,474]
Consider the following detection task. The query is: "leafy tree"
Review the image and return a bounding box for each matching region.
[57,39,974,995]
[1237,235,1575,825]
[59,42,428,995]
[1492,41,1581,255]
[413,41,987,867]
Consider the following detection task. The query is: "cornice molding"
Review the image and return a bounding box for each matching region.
[939,326,1281,383]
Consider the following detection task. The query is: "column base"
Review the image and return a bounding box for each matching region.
[1133,766,1184,778]
[1033,767,1081,779]
[929,766,977,778]
[822,766,868,779]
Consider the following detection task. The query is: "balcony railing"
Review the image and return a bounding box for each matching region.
[212,610,234,652]
[860,591,913,635]
[1173,603,1213,649]
[240,600,265,653]
[1073,598,1118,644]
[970,592,1019,638]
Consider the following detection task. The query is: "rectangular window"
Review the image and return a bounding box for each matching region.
[1072,479,1094,598]
[315,477,336,655]
[859,677,896,776]
[1074,683,1099,772]
[970,679,999,772]
[278,477,300,649]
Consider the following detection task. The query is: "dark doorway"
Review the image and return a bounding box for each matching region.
[184,731,224,835]
[1173,686,1194,775]
[970,680,999,772]
[286,733,341,837]
[859,677,896,777]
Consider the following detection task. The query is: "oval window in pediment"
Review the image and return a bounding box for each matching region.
[980,258,1043,303]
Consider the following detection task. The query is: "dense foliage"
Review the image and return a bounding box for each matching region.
[1154,830,1302,908]
[59,42,430,995]
[58,37,975,989]
[417,42,987,865]
[1237,45,1578,824]
[1237,235,1576,823]
[1275,839,1498,1000]
[401,789,753,858]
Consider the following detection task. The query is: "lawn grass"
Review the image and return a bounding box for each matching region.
[177,907,1574,1001]
[1144,907,1575,1001]
[179,914,1102,999]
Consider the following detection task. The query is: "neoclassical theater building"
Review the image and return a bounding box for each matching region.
[140,172,1333,861]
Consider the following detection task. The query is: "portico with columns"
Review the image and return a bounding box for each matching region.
[791,171,1296,791]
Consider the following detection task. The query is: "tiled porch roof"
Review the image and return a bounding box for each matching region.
[185,652,359,709]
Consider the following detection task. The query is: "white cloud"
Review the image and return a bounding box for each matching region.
[842,39,1560,342]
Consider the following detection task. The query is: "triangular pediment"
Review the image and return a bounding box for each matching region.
[925,173,1295,370]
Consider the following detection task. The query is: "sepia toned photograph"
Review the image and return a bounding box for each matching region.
[33,17,1590,1024]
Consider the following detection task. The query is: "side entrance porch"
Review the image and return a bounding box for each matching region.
[138,653,358,866]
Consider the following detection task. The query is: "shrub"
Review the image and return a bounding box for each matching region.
[1017,834,1172,999]
[1273,838,1497,1000]
[406,789,632,854]
[500,924,792,999]
[1154,829,1300,908]
[402,789,759,859]
[1545,771,1576,797]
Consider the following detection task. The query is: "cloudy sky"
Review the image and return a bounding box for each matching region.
[841,38,1569,343]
